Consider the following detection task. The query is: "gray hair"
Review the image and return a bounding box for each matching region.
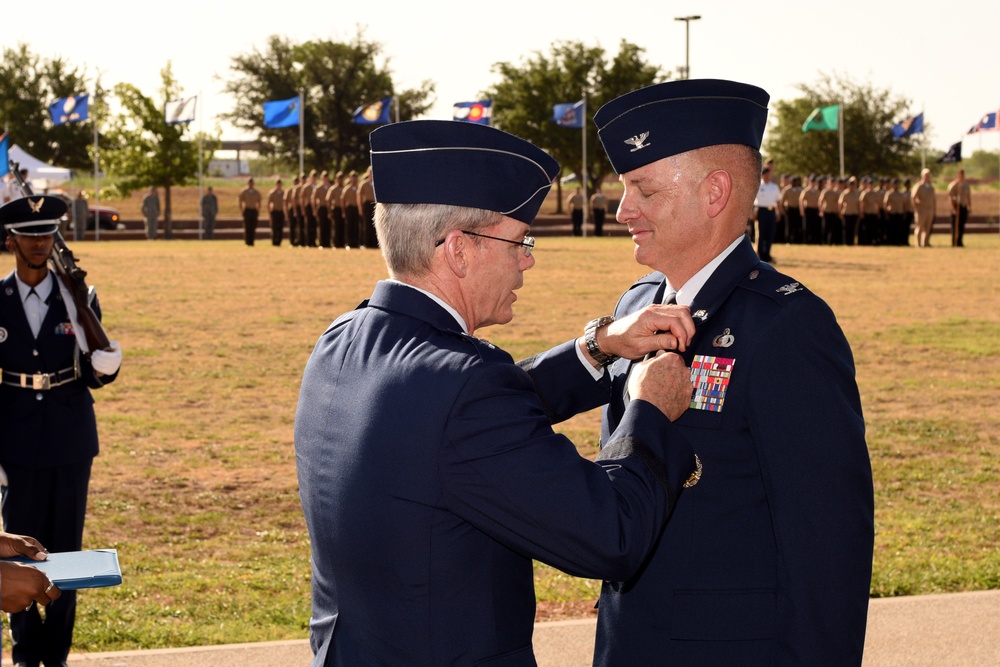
[375,203,503,278]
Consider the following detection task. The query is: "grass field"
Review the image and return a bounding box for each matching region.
[2,233,997,652]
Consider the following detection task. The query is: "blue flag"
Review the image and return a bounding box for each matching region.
[453,100,493,125]
[967,111,997,134]
[891,112,924,140]
[49,94,89,125]
[352,97,393,125]
[0,132,9,177]
[263,96,300,128]
[553,101,584,128]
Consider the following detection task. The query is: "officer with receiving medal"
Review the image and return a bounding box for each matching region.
[542,79,874,665]
[0,194,121,667]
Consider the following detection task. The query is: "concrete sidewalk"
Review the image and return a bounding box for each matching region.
[64,590,1000,666]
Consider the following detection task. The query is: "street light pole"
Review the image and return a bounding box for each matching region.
[674,15,702,80]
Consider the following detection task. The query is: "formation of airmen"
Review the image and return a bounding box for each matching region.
[256,168,379,248]
[766,172,920,247]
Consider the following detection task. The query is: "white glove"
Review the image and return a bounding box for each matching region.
[91,341,123,376]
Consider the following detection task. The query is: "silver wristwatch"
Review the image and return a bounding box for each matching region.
[584,316,619,366]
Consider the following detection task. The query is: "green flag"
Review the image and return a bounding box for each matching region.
[802,104,840,132]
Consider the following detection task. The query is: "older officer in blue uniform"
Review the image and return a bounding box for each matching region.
[0,195,121,667]
[295,120,702,666]
[585,80,874,665]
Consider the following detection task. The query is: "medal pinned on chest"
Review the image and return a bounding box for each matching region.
[690,354,735,412]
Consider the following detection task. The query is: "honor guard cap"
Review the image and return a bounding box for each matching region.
[594,79,770,175]
[0,195,66,236]
[369,120,560,224]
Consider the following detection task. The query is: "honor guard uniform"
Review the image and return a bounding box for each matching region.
[0,195,122,666]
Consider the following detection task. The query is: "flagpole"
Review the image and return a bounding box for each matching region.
[581,94,588,238]
[838,102,845,178]
[93,86,100,242]
[394,96,399,124]
[198,92,204,241]
[298,87,305,180]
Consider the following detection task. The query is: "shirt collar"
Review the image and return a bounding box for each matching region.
[667,235,744,306]
[15,272,53,304]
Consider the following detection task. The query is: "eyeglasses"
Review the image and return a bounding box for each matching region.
[435,231,535,257]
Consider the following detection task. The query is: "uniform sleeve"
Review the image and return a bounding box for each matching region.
[517,339,609,424]
[748,297,874,665]
[439,360,694,582]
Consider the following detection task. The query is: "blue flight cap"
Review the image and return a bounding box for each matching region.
[594,79,770,175]
[0,195,66,236]
[369,120,560,224]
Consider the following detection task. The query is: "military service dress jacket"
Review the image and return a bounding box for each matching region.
[294,280,694,667]
[594,237,875,666]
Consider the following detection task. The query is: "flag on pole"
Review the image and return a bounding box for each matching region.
[891,112,924,140]
[263,96,300,128]
[352,97,393,125]
[0,132,9,177]
[453,100,493,125]
[49,94,90,125]
[165,96,197,124]
[801,104,840,132]
[967,111,997,134]
[937,142,962,164]
[553,101,585,128]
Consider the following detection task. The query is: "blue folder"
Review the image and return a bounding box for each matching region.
[2,549,122,590]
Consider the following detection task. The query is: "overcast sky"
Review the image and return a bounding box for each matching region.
[6,0,1000,155]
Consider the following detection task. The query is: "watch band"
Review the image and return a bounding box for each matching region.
[584,316,620,366]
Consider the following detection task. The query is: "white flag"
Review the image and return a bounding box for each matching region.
[165,96,197,124]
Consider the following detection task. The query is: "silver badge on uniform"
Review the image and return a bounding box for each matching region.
[776,282,803,295]
[0,327,7,343]
[4,287,12,296]
[712,328,735,348]
[749,270,759,280]
[692,309,708,321]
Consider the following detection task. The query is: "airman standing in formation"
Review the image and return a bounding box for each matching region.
[858,177,883,245]
[838,176,861,246]
[883,178,908,246]
[267,179,285,246]
[947,169,970,247]
[358,168,377,248]
[818,176,842,245]
[341,171,361,248]
[798,175,821,244]
[590,189,608,236]
[327,171,346,249]
[315,171,332,248]
[911,169,936,248]
[780,175,803,244]
[237,177,262,247]
[285,176,300,246]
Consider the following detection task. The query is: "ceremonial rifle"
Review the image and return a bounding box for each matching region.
[8,159,111,353]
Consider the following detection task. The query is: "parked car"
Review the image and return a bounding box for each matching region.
[50,192,125,231]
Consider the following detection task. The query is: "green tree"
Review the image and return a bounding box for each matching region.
[221,31,434,174]
[485,40,665,208]
[764,73,923,178]
[0,43,93,170]
[101,63,212,237]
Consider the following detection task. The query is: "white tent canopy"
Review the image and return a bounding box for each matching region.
[9,144,73,189]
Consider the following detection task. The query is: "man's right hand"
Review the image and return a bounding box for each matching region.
[628,351,693,422]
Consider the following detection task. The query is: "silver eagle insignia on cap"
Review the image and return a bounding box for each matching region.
[624,132,651,152]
